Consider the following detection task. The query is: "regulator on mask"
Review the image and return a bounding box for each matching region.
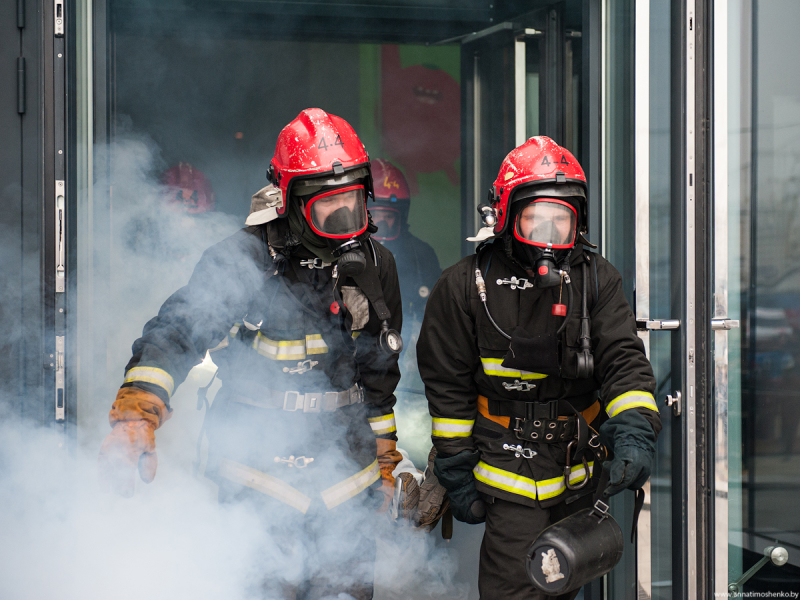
[512,198,578,289]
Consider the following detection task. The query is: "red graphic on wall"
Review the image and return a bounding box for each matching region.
[381,45,460,194]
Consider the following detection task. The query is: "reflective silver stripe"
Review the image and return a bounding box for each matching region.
[305,334,329,355]
[123,366,175,398]
[536,474,566,500]
[606,391,659,417]
[252,332,306,361]
[320,459,381,510]
[368,413,397,435]
[217,458,312,514]
[480,358,547,380]
[473,461,538,500]
[432,417,474,438]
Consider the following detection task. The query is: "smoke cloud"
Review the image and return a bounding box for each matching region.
[0,134,475,599]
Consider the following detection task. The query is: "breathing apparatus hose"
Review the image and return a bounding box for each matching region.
[473,255,512,340]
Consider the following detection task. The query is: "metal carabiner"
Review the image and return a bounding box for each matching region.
[502,380,538,392]
[495,276,535,291]
[503,443,538,459]
[564,440,591,490]
[282,359,318,375]
[274,455,315,468]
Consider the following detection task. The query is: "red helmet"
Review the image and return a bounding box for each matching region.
[489,137,587,239]
[370,158,410,241]
[268,108,374,221]
[160,163,215,214]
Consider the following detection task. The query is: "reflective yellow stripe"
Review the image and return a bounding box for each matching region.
[252,333,307,360]
[473,461,538,500]
[568,461,595,485]
[432,417,474,438]
[473,460,596,501]
[217,459,312,514]
[606,391,659,417]
[480,358,548,380]
[229,324,241,338]
[123,366,175,398]
[320,459,381,510]
[368,413,397,435]
[305,334,330,355]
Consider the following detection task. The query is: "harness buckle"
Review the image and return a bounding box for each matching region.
[495,276,535,290]
[502,380,538,392]
[503,443,538,459]
[300,258,330,269]
[283,391,303,411]
[302,392,322,413]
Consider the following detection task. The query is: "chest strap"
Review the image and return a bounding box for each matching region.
[231,383,364,413]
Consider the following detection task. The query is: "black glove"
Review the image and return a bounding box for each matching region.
[433,449,486,524]
[598,409,657,498]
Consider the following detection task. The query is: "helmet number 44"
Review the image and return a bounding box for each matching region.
[318,135,344,151]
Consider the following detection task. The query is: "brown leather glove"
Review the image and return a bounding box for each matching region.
[98,387,171,497]
[416,446,451,532]
[376,438,403,513]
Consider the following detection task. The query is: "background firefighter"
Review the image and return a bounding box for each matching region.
[417,136,662,600]
[98,108,405,599]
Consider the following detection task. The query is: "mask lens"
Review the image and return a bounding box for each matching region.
[306,185,367,238]
[515,200,576,248]
[371,207,401,240]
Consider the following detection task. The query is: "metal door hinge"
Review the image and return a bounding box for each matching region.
[665,391,682,416]
[711,318,740,330]
[636,319,681,331]
[54,1,64,36]
[55,180,65,292]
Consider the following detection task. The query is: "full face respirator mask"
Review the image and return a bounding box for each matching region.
[303,184,370,277]
[512,198,578,288]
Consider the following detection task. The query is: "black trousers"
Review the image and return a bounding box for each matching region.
[478,495,594,600]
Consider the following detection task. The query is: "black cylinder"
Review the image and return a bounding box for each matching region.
[526,502,624,595]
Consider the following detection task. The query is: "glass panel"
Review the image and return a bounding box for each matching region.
[648,1,673,597]
[724,0,800,594]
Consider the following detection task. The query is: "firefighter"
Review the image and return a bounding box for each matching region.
[98,108,405,599]
[417,136,661,600]
[369,158,441,331]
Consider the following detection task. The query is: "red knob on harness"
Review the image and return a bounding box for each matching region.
[552,303,567,317]
[330,301,340,315]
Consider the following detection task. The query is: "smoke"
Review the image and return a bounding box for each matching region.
[0,134,474,599]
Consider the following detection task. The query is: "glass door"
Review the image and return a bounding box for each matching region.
[715,0,800,595]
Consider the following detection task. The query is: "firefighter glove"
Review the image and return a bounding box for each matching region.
[377,438,404,513]
[416,447,450,531]
[433,449,486,524]
[98,387,171,497]
[598,409,657,498]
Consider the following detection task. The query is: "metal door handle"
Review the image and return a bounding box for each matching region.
[665,391,682,416]
[711,318,740,330]
[636,319,681,331]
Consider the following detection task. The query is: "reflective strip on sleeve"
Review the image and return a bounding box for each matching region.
[305,334,330,355]
[320,459,381,510]
[252,332,307,361]
[217,458,312,514]
[473,461,539,500]
[123,366,175,399]
[606,391,659,417]
[368,413,397,435]
[229,324,241,338]
[480,358,548,381]
[432,417,475,438]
